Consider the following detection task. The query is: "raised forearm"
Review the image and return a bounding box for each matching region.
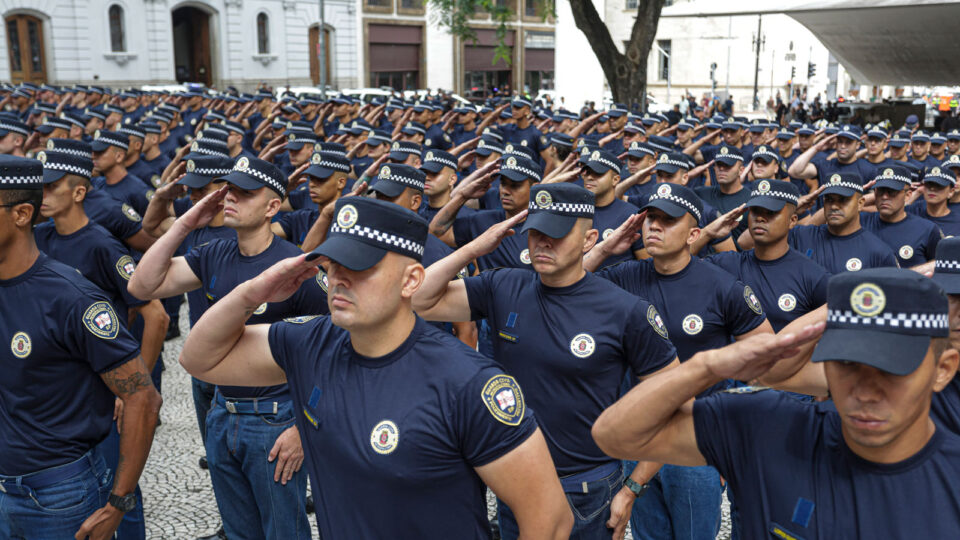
[429,192,467,238]
[127,220,191,299]
[300,212,333,253]
[180,280,259,375]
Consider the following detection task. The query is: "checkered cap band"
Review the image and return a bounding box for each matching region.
[717,152,744,162]
[656,157,689,169]
[367,134,391,145]
[192,167,233,177]
[0,121,29,136]
[43,159,92,179]
[62,115,86,128]
[828,309,948,331]
[104,106,123,114]
[118,127,144,138]
[750,189,798,204]
[403,124,425,135]
[628,144,654,156]
[528,201,594,216]
[391,144,420,156]
[47,144,89,157]
[379,170,424,191]
[649,192,702,221]
[0,174,42,186]
[502,161,542,182]
[752,149,777,160]
[590,154,620,171]
[312,158,351,173]
[95,133,129,150]
[874,171,912,185]
[478,140,503,153]
[935,259,960,272]
[425,154,457,169]
[825,180,863,193]
[330,224,424,257]
[234,163,286,198]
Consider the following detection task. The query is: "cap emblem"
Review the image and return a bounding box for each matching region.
[94,129,101,139]
[850,282,886,317]
[379,165,391,178]
[830,174,841,185]
[506,156,517,168]
[843,125,850,131]
[658,154,668,162]
[656,184,672,197]
[288,134,296,142]
[186,160,195,172]
[757,180,770,193]
[590,151,600,161]
[758,146,766,153]
[236,157,250,172]
[932,167,941,175]
[630,142,639,150]
[311,153,322,165]
[190,141,199,151]
[719,147,728,155]
[391,142,400,150]
[505,143,515,152]
[425,151,434,161]
[46,140,54,150]
[535,190,552,208]
[883,168,894,177]
[337,204,359,229]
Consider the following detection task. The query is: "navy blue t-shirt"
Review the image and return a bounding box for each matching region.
[860,212,941,267]
[276,208,318,248]
[464,269,676,474]
[622,178,657,204]
[183,236,328,399]
[419,200,475,225]
[812,156,878,189]
[906,202,960,237]
[453,209,530,271]
[707,249,829,332]
[268,316,536,539]
[593,198,643,268]
[93,173,153,216]
[35,221,146,316]
[789,225,898,274]
[181,225,237,327]
[84,188,144,242]
[932,377,960,435]
[696,182,755,246]
[287,188,319,212]
[596,257,766,395]
[1,254,141,475]
[694,390,960,539]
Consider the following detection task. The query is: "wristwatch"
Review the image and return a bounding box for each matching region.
[623,477,649,499]
[108,492,137,513]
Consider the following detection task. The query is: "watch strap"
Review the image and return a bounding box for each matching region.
[623,477,648,498]
[108,492,136,513]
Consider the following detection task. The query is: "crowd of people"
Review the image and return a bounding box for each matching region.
[1,81,959,540]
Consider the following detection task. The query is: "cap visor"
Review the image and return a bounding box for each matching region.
[35,125,54,134]
[821,186,859,197]
[42,168,68,184]
[311,235,387,271]
[640,199,689,219]
[811,327,929,376]
[932,272,960,295]
[873,179,907,191]
[520,212,577,239]
[752,156,777,164]
[90,141,111,152]
[286,141,307,150]
[585,161,614,175]
[745,197,787,212]
[420,161,444,174]
[368,178,405,198]
[499,169,535,183]
[776,134,795,140]
[178,173,215,188]
[388,151,409,161]
[654,164,680,174]
[836,133,860,141]
[715,157,741,166]
[220,171,264,191]
[303,165,335,179]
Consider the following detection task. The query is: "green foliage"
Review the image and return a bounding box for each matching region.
[428,0,555,65]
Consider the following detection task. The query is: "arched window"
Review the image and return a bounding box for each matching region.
[256,13,269,54]
[109,5,125,52]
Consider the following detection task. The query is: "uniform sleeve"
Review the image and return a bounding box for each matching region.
[926,224,943,261]
[623,301,677,377]
[108,205,144,241]
[182,239,212,279]
[463,270,498,321]
[100,242,147,309]
[722,278,767,336]
[703,251,739,275]
[456,368,538,467]
[173,197,193,218]
[267,320,299,375]
[276,211,297,240]
[452,214,477,248]
[594,261,638,292]
[809,271,829,308]
[63,294,141,374]
[291,271,330,316]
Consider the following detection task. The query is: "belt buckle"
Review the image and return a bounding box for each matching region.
[0,482,6,493]
[225,401,237,414]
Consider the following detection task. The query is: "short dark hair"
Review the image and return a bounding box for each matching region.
[0,188,43,225]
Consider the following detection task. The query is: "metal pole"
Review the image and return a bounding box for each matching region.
[318,0,326,98]
[752,15,762,111]
[724,17,731,96]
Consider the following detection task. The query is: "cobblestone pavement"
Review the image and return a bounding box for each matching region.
[140,305,730,539]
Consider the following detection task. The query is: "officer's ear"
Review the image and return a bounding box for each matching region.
[399,259,424,300]
[686,220,702,246]
[410,192,422,211]
[264,192,282,219]
[932,338,959,392]
[679,172,690,186]
[583,226,599,254]
[334,173,346,192]
[608,170,621,188]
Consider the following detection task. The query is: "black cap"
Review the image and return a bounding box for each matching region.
[583,149,622,175]
[626,141,655,159]
[35,117,71,134]
[745,179,799,212]
[310,197,428,270]
[369,164,425,197]
[653,152,691,174]
[836,124,862,141]
[641,183,702,222]
[932,237,960,294]
[821,172,864,197]
[502,142,538,161]
[220,156,288,198]
[388,140,422,161]
[185,138,230,159]
[750,145,780,163]
[179,156,234,188]
[812,268,948,375]
[873,165,913,191]
[521,184,595,239]
[714,145,744,166]
[923,167,956,187]
[475,136,504,156]
[91,130,129,152]
[303,151,351,180]
[498,155,542,183]
[37,150,93,183]
[775,127,796,140]
[420,149,457,174]
[313,141,347,156]
[0,155,43,190]
[45,138,92,157]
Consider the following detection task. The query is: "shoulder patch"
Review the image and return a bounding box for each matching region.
[316,270,329,292]
[115,255,136,280]
[481,374,525,426]
[744,285,763,315]
[722,385,770,395]
[122,203,142,222]
[82,301,120,340]
[646,304,668,339]
[283,315,319,324]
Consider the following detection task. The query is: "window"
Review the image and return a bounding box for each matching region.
[657,39,671,81]
[397,0,424,15]
[108,4,125,52]
[256,13,269,54]
[525,0,537,17]
[364,0,392,13]
[625,0,638,9]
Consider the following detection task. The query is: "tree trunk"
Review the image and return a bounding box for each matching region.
[567,0,665,109]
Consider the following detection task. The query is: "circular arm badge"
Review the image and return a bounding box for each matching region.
[481,374,525,426]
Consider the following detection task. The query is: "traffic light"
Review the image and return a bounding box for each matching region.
[791,66,796,78]
[808,62,816,78]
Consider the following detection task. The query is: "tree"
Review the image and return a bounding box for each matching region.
[429,0,667,108]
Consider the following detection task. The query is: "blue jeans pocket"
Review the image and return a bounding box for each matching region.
[564,470,620,523]
[258,402,295,427]
[29,474,98,514]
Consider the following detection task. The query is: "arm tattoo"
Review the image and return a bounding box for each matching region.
[103,370,153,397]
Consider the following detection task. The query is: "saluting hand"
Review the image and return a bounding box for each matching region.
[702,322,825,382]
[178,185,227,231]
[702,204,747,241]
[795,185,826,215]
[465,210,528,259]
[244,253,322,306]
[597,212,645,257]
[268,425,304,485]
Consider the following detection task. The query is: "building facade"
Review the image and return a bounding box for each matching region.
[0,0,360,91]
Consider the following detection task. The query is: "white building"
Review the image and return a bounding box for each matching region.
[0,0,360,91]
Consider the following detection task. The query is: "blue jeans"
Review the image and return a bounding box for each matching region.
[205,398,311,540]
[630,464,722,540]
[191,377,217,445]
[96,424,146,540]
[0,449,111,540]
[499,463,623,540]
